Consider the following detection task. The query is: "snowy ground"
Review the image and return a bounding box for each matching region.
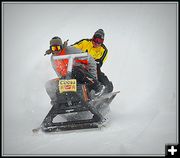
[2,2,178,156]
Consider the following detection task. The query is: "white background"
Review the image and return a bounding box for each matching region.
[2,2,178,156]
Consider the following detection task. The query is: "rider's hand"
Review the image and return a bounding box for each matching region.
[96,59,102,68]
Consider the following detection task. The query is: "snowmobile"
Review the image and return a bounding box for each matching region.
[33,53,119,133]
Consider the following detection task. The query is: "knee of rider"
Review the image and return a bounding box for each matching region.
[98,71,105,78]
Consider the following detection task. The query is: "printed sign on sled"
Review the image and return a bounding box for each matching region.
[59,79,77,93]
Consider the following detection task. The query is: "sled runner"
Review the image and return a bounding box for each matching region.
[33,53,119,133]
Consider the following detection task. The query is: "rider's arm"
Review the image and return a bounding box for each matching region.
[71,39,90,51]
[96,44,108,70]
[87,54,98,79]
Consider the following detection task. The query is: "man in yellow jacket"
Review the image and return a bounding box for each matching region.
[72,29,113,93]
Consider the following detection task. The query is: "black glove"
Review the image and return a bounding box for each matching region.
[96,59,103,68]
[44,50,52,56]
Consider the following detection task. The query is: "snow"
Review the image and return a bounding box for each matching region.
[2,2,178,156]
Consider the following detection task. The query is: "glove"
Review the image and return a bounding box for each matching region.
[63,39,69,48]
[44,50,52,56]
[96,59,103,68]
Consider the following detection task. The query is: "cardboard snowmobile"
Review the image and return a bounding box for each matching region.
[33,53,119,133]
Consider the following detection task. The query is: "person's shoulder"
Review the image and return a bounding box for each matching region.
[66,46,82,53]
[66,45,77,51]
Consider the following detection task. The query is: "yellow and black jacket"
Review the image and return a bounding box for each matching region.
[72,39,108,68]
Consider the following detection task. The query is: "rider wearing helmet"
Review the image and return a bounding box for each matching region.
[72,29,113,93]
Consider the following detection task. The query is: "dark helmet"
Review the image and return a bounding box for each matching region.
[93,29,105,40]
[45,36,63,55]
[50,36,63,46]
[92,29,105,45]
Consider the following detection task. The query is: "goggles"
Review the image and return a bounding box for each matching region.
[92,37,104,45]
[51,45,61,51]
